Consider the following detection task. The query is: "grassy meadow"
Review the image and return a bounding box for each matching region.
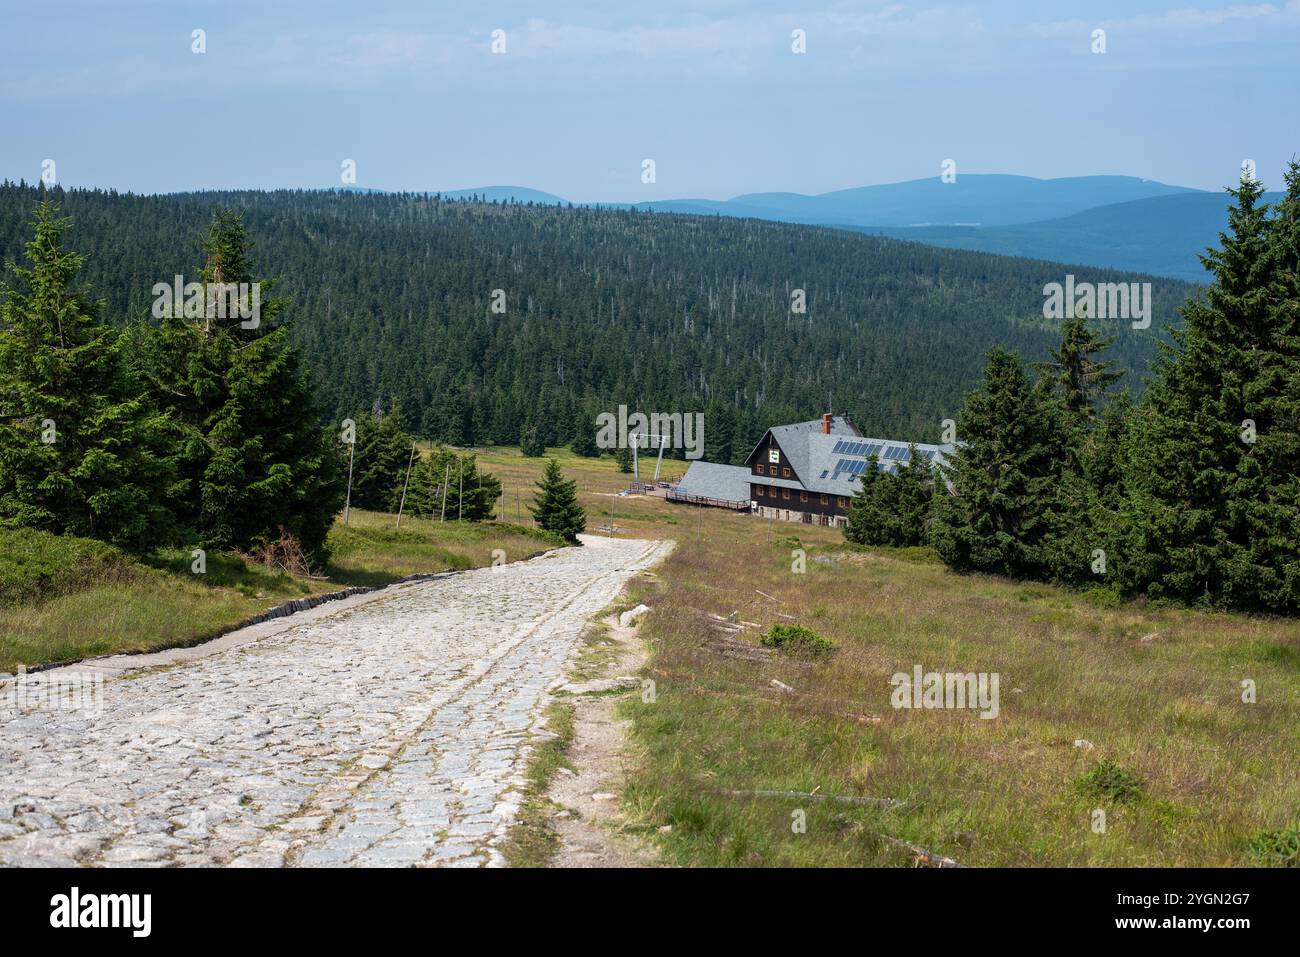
[471,447,1300,867]
[5,445,1297,867]
[0,504,562,672]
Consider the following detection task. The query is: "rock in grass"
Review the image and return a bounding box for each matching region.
[619,604,651,628]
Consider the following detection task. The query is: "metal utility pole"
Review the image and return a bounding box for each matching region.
[653,433,668,481]
[631,434,640,481]
[458,457,464,522]
[343,433,356,526]
[440,462,450,522]
[395,441,416,528]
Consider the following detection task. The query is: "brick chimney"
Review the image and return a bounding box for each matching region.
[821,413,833,434]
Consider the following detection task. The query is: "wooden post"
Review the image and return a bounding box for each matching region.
[440,462,450,522]
[458,457,464,522]
[395,441,416,528]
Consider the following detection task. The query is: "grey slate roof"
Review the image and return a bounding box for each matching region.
[743,415,860,471]
[755,425,955,497]
[673,461,753,505]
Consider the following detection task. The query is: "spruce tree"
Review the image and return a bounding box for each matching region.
[142,209,344,562]
[569,412,600,457]
[844,455,887,545]
[406,447,501,521]
[614,445,634,473]
[530,458,586,543]
[844,448,934,547]
[931,347,1067,577]
[1035,305,1125,428]
[893,445,934,546]
[0,201,181,549]
[1120,173,1297,609]
[350,409,414,512]
[520,426,546,457]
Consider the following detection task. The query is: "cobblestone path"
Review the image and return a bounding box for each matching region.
[0,536,669,867]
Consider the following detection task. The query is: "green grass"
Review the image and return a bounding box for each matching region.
[606,494,1300,867]
[0,508,567,672]
[500,701,577,867]
[324,510,563,586]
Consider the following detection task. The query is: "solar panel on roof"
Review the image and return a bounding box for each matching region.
[883,445,908,461]
[862,443,882,458]
[833,440,846,454]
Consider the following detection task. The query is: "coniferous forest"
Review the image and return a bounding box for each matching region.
[0,182,1189,461]
[849,165,1300,615]
[2,166,1297,614]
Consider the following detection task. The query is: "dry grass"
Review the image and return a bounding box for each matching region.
[598,495,1300,867]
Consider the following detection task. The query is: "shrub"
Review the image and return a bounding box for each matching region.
[0,527,128,605]
[1246,824,1300,867]
[759,623,836,657]
[1074,760,1144,803]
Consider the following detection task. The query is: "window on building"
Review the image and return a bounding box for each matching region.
[782,467,791,478]
[756,485,765,496]
[800,491,808,502]
[820,494,828,504]
[837,497,846,507]
[782,489,790,500]
[755,463,764,475]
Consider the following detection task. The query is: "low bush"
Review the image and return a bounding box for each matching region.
[759,623,836,657]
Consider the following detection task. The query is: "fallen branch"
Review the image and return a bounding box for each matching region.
[880,835,965,868]
[730,789,904,809]
[754,589,783,603]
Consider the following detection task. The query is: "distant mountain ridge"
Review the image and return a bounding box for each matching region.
[855,191,1283,284]
[357,174,1231,281]
[633,175,1202,228]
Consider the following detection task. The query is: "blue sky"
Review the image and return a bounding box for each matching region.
[2,1,1297,200]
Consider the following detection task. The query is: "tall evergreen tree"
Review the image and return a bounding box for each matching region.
[932,347,1068,577]
[1035,305,1125,427]
[893,445,934,546]
[142,209,344,562]
[569,410,600,457]
[520,426,546,457]
[1120,173,1298,609]
[844,455,889,545]
[530,458,586,543]
[844,447,934,547]
[349,409,414,512]
[406,447,501,521]
[0,201,181,549]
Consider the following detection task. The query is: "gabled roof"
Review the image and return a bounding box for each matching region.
[743,415,860,475]
[752,431,955,497]
[673,461,752,505]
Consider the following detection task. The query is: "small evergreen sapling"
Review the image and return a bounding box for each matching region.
[529,458,586,543]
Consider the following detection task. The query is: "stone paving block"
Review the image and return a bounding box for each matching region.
[0,537,669,867]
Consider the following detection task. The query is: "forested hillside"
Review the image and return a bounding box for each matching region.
[0,183,1191,460]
